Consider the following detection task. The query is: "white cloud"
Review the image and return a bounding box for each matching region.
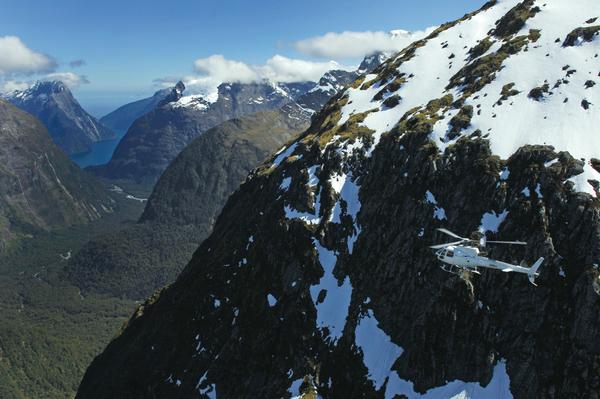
[293,28,436,59]
[0,79,30,92]
[40,72,89,88]
[258,55,343,83]
[1,72,89,93]
[194,55,259,83]
[0,36,56,75]
[192,54,347,85]
[0,36,88,94]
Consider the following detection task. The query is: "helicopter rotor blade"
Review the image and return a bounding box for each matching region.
[430,240,465,249]
[485,240,527,245]
[436,228,468,240]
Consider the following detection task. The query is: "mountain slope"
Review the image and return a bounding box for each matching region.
[3,81,115,154]
[0,99,114,249]
[140,104,310,225]
[76,1,600,398]
[99,87,172,135]
[68,104,310,299]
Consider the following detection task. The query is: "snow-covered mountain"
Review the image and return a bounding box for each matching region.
[76,2,600,397]
[92,57,379,184]
[91,80,307,183]
[3,81,115,154]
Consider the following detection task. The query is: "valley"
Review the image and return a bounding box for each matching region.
[0,193,144,399]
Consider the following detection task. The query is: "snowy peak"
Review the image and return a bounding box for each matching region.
[157,80,186,107]
[4,80,115,154]
[357,51,391,74]
[335,0,599,194]
[4,80,71,104]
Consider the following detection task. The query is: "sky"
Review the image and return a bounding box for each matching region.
[0,0,485,117]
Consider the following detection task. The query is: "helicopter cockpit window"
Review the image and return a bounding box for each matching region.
[446,250,454,257]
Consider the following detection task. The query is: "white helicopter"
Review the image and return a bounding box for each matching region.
[430,228,544,286]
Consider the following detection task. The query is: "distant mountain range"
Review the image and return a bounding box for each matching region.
[90,54,386,184]
[2,81,115,155]
[67,54,387,299]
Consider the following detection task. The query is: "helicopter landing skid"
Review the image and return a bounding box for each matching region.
[440,264,480,277]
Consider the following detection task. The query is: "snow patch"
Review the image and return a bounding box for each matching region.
[310,239,352,341]
[267,294,277,307]
[479,210,509,233]
[273,142,299,167]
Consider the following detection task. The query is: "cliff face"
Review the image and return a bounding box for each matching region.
[77,1,600,398]
[0,100,113,249]
[3,81,115,154]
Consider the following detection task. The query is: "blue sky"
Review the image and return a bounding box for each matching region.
[0,0,484,116]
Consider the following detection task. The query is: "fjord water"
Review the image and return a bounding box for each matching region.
[70,138,121,168]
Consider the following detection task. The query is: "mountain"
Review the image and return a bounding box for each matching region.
[99,87,173,135]
[77,1,600,398]
[3,81,116,154]
[68,104,310,299]
[139,104,310,226]
[90,81,300,184]
[67,66,366,299]
[357,51,392,74]
[91,54,386,186]
[0,99,114,249]
[296,70,362,111]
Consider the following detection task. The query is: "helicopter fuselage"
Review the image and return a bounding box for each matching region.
[435,245,535,275]
[430,228,544,285]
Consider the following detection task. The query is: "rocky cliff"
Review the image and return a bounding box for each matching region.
[3,81,115,154]
[76,1,600,397]
[0,99,114,249]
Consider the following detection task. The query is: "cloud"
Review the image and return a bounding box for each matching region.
[69,59,86,68]
[0,79,30,92]
[258,55,343,82]
[193,55,259,83]
[154,54,352,97]
[191,54,347,85]
[0,36,56,75]
[40,72,89,88]
[1,72,90,93]
[293,28,436,59]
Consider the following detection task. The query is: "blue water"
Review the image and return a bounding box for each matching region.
[70,139,121,168]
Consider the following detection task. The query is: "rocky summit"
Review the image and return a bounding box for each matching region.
[3,81,115,154]
[77,1,599,398]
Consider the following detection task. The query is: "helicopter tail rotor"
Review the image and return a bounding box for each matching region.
[527,257,544,286]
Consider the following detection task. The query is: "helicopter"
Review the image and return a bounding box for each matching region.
[430,228,544,286]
